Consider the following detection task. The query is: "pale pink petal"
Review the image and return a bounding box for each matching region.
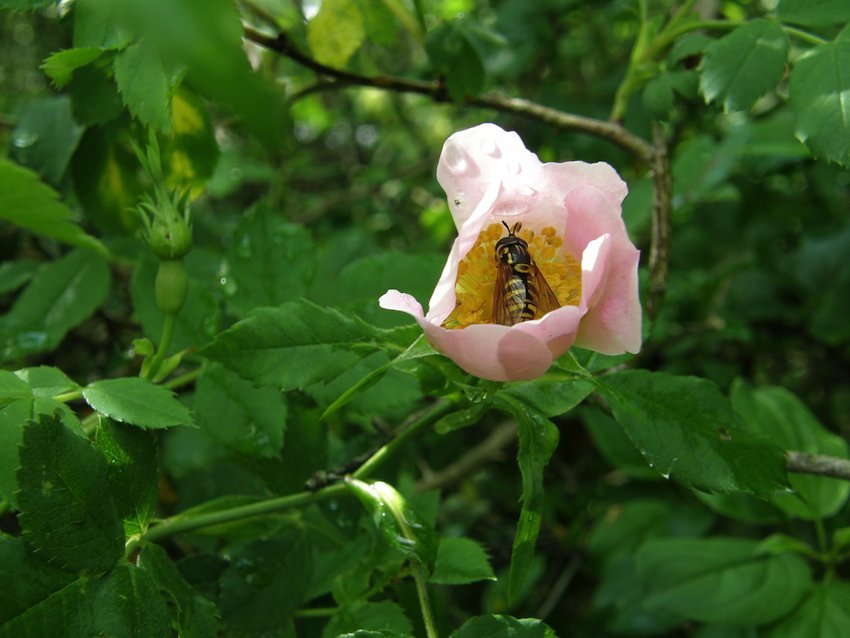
[579,234,613,308]
[541,161,628,210]
[513,303,585,358]
[421,322,554,382]
[562,185,635,261]
[379,290,424,319]
[575,247,642,354]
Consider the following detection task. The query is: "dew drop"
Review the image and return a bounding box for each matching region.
[235,236,253,259]
[12,131,38,148]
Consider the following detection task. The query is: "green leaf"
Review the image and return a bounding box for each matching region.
[200,301,376,390]
[0,260,40,296]
[223,204,315,317]
[307,0,366,68]
[83,377,194,429]
[72,0,132,49]
[113,39,173,132]
[789,27,850,166]
[14,366,79,398]
[765,581,850,638]
[138,544,219,638]
[10,96,84,185]
[194,364,287,457]
[501,377,593,418]
[92,564,172,638]
[426,22,485,101]
[93,419,159,536]
[0,371,32,404]
[0,577,93,638]
[580,407,657,479]
[636,537,812,625]
[494,394,559,603]
[322,601,413,638]
[778,0,850,28]
[218,530,311,633]
[450,615,556,638]
[430,536,496,585]
[643,73,675,120]
[731,382,850,519]
[16,413,124,573]
[0,160,108,255]
[162,89,220,193]
[699,19,788,112]
[594,370,789,497]
[41,47,103,87]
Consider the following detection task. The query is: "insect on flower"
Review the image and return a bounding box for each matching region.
[491,221,561,326]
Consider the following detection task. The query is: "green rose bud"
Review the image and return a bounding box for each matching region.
[155,259,189,315]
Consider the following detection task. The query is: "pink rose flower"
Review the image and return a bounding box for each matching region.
[380,123,641,381]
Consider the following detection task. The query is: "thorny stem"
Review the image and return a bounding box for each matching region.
[647,122,672,319]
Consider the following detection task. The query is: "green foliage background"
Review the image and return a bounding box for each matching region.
[1,0,850,637]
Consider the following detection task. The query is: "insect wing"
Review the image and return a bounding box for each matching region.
[490,262,514,325]
[530,264,561,317]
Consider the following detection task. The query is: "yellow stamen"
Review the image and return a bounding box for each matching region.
[442,222,582,329]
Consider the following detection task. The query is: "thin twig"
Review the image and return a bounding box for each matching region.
[786,451,850,482]
[242,26,655,163]
[647,122,672,319]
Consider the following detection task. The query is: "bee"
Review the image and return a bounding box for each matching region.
[491,221,561,325]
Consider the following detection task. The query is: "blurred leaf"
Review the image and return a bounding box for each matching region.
[450,615,556,638]
[789,27,850,166]
[699,19,788,113]
[322,601,412,638]
[41,47,103,87]
[163,90,219,193]
[636,537,812,625]
[194,364,287,458]
[494,394,559,603]
[218,530,311,633]
[10,97,84,185]
[83,377,194,429]
[0,261,40,296]
[777,0,850,28]
[430,536,496,585]
[222,204,315,317]
[200,301,377,390]
[114,39,173,132]
[138,543,219,638]
[0,0,55,7]
[73,0,132,49]
[594,370,789,497]
[0,249,110,359]
[795,225,850,344]
[356,0,399,46]
[580,407,656,479]
[71,124,142,232]
[308,0,366,67]
[93,419,159,536]
[0,160,108,255]
[16,413,124,573]
[426,22,486,100]
[764,581,850,638]
[642,73,675,120]
[731,382,850,519]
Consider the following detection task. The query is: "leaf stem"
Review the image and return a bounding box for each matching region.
[782,25,827,46]
[164,364,204,390]
[144,313,177,380]
[52,389,83,403]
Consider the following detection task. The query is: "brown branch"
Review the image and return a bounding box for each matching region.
[647,122,672,319]
[242,26,655,163]
[786,451,850,482]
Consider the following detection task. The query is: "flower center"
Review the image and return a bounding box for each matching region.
[442,222,582,329]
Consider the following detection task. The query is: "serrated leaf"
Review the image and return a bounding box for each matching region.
[0,577,93,638]
[731,382,850,519]
[0,160,108,255]
[494,394,559,603]
[637,537,812,625]
[72,0,132,49]
[764,581,850,638]
[502,377,593,418]
[14,366,79,398]
[430,537,495,585]
[700,19,788,112]
[114,39,172,132]
[15,413,124,573]
[594,370,789,497]
[789,28,850,166]
[83,377,194,429]
[200,301,377,390]
[223,204,314,317]
[778,0,850,28]
[580,407,656,479]
[41,47,103,87]
[93,419,159,536]
[0,371,32,404]
[138,544,219,638]
[194,364,287,457]
[450,615,556,638]
[92,564,172,638]
[308,0,365,67]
